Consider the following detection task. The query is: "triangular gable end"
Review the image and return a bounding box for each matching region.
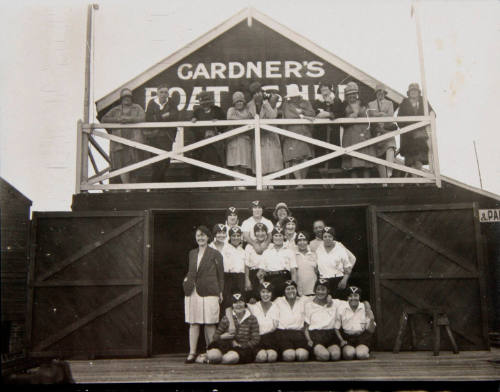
[96,7,405,116]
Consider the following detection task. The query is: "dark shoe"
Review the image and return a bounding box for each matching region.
[185,353,196,364]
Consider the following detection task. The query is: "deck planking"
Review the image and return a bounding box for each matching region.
[68,349,500,383]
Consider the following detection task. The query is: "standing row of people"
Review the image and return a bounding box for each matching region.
[182,201,372,364]
[100,82,433,184]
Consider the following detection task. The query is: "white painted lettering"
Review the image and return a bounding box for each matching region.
[211,63,227,79]
[266,61,282,78]
[187,86,204,111]
[306,61,325,78]
[206,86,229,106]
[177,64,193,80]
[192,63,210,79]
[168,87,187,111]
[228,62,245,78]
[246,61,262,78]
[284,61,302,78]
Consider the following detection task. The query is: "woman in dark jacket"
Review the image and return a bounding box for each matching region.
[183,225,224,363]
[398,83,434,173]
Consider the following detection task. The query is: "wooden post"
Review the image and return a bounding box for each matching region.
[430,112,441,187]
[82,129,89,191]
[75,120,83,194]
[83,4,99,123]
[254,115,263,190]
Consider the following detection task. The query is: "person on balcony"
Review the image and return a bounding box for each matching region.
[190,91,226,181]
[281,84,316,186]
[101,88,145,185]
[145,84,179,183]
[247,82,283,185]
[183,226,224,364]
[313,83,345,175]
[398,83,435,174]
[226,91,253,188]
[334,286,376,360]
[315,226,356,299]
[367,84,396,179]
[341,82,375,178]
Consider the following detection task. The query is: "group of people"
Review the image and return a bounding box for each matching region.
[101,81,433,185]
[182,200,376,365]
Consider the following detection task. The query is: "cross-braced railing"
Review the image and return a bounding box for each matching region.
[75,113,440,193]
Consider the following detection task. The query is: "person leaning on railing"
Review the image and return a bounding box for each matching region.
[100,88,146,185]
[341,82,376,179]
[247,82,283,188]
[397,82,435,174]
[312,82,345,174]
[367,83,397,179]
[190,91,226,182]
[145,84,179,183]
[281,85,316,186]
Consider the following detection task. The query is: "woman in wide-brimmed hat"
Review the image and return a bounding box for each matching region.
[367,84,397,178]
[281,84,316,185]
[397,82,435,173]
[341,82,376,178]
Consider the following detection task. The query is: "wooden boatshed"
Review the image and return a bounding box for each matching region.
[1,178,32,373]
[21,178,498,359]
[19,8,500,361]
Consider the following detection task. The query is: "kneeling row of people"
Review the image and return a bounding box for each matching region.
[205,280,375,364]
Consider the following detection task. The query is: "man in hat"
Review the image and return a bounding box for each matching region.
[145,84,179,182]
[334,286,376,360]
[309,219,326,252]
[101,88,146,185]
[190,91,226,181]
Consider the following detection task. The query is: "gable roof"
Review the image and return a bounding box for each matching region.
[96,7,406,112]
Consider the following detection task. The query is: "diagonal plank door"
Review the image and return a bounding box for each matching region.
[27,211,151,358]
[369,203,489,351]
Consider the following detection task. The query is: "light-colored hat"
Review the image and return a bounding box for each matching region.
[374,83,387,95]
[232,91,245,104]
[285,84,302,99]
[407,82,421,96]
[120,88,133,99]
[344,82,359,96]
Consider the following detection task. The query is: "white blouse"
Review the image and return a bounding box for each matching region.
[305,299,343,330]
[248,301,278,335]
[315,241,356,278]
[273,296,307,330]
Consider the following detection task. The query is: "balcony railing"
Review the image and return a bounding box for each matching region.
[75,113,440,193]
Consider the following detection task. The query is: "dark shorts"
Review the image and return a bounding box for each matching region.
[309,329,339,347]
[207,339,256,364]
[258,331,278,351]
[275,329,308,354]
[341,330,374,349]
[325,276,345,299]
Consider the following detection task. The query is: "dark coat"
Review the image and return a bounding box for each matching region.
[145,98,179,142]
[183,246,224,297]
[398,97,434,160]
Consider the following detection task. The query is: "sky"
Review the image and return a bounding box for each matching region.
[0,0,499,211]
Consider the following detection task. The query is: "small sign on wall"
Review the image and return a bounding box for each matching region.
[479,209,500,223]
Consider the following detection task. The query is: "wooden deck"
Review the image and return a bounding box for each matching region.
[68,349,500,384]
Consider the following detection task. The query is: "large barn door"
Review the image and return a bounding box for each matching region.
[27,211,151,358]
[369,203,489,351]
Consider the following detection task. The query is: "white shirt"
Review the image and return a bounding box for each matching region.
[283,233,297,252]
[221,243,248,273]
[261,246,297,272]
[305,299,343,330]
[196,247,206,271]
[273,296,307,330]
[295,249,318,296]
[245,243,268,270]
[309,238,323,252]
[154,97,168,110]
[336,301,370,334]
[241,216,274,242]
[248,301,277,335]
[315,241,356,279]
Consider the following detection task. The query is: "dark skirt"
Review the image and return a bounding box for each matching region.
[309,329,339,347]
[275,329,308,353]
[257,331,278,351]
[341,330,374,349]
[325,276,345,299]
[207,339,256,364]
